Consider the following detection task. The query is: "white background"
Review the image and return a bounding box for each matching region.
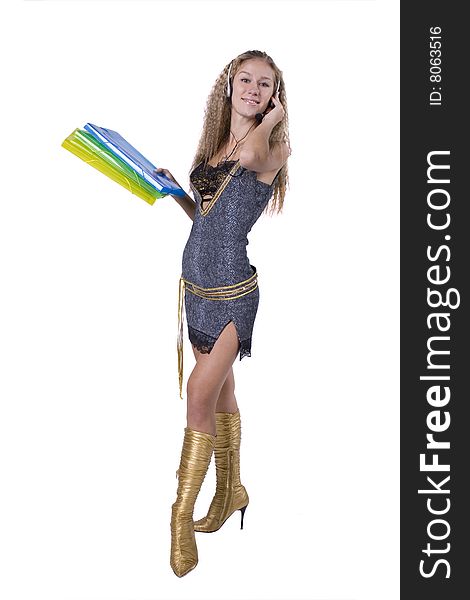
[0,1,399,599]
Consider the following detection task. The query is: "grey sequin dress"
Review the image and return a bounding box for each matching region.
[181,159,276,359]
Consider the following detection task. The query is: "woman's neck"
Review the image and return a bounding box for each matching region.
[229,111,257,142]
[211,113,257,164]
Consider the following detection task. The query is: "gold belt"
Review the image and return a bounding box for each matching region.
[177,270,258,399]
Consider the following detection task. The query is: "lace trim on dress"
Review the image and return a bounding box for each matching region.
[239,339,252,360]
[188,326,217,354]
[190,161,238,208]
[188,325,252,360]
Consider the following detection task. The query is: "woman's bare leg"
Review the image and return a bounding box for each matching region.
[191,347,239,414]
[215,367,239,413]
[186,321,240,435]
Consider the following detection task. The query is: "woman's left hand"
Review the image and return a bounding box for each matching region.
[262,93,285,126]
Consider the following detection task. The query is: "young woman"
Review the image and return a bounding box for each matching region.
[156,49,291,577]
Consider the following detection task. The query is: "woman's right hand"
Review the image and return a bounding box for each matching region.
[154,167,180,187]
[154,168,193,214]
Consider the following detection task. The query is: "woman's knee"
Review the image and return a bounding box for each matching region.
[186,375,217,413]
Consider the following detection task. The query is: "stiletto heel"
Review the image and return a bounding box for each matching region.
[193,411,249,533]
[239,505,247,529]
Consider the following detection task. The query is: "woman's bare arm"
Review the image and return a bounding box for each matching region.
[239,93,290,173]
[154,168,195,221]
[171,191,195,221]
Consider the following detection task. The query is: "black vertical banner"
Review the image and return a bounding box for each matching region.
[401,1,468,598]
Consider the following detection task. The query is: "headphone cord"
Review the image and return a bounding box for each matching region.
[221,122,257,175]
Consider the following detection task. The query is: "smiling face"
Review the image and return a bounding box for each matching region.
[231,58,276,118]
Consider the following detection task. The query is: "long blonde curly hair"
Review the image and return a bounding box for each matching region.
[189,50,291,215]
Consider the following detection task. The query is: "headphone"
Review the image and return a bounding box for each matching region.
[226,61,281,98]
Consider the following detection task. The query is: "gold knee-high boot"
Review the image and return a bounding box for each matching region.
[170,427,215,577]
[193,410,249,533]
